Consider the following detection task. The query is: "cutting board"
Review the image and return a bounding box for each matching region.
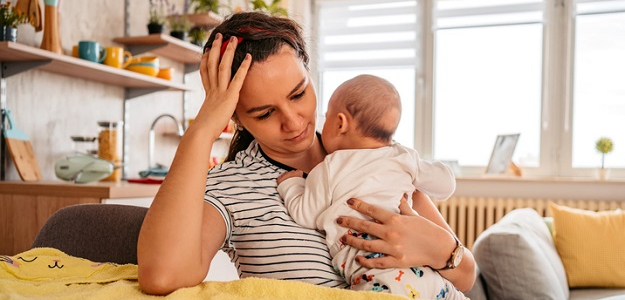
[3,110,42,181]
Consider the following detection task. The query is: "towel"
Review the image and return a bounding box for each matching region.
[0,248,410,300]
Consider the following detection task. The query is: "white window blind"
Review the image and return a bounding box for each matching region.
[315,0,419,147]
[316,0,419,69]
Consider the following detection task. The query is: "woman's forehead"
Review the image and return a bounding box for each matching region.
[239,47,308,106]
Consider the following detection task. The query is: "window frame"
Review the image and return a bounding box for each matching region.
[312,0,625,179]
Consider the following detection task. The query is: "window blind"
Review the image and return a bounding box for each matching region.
[316,0,419,69]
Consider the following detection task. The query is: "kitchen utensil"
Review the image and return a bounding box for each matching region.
[54,154,113,184]
[16,0,42,31]
[104,46,132,68]
[124,56,159,76]
[78,41,106,63]
[40,0,62,54]
[2,109,42,181]
[157,67,173,80]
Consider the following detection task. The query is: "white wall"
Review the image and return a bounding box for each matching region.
[5,0,312,182]
[6,0,204,181]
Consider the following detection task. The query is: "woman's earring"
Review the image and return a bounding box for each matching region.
[236,124,244,131]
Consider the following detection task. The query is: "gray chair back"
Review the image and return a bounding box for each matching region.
[31,204,148,264]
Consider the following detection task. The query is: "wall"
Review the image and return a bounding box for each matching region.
[4,0,249,181]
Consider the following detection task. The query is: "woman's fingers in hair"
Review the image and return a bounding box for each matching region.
[228,53,252,98]
[218,35,239,90]
[205,33,223,90]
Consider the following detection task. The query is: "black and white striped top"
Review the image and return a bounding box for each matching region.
[204,141,348,288]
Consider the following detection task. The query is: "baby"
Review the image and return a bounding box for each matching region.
[277,75,466,299]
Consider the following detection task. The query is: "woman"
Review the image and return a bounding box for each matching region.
[137,12,475,295]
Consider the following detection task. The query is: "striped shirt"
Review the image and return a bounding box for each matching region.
[204,140,348,288]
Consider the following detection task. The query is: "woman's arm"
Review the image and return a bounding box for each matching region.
[336,191,476,292]
[137,34,252,295]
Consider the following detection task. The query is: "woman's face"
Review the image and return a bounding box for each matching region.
[235,45,318,158]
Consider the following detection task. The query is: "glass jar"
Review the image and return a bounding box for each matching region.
[97,121,123,182]
[70,136,97,156]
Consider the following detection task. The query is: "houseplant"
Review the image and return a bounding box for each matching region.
[168,13,192,40]
[148,0,167,34]
[189,0,220,14]
[251,0,288,17]
[0,1,28,42]
[189,27,207,47]
[595,137,614,180]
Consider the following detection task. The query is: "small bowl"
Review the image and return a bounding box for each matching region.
[157,67,174,80]
[124,56,159,77]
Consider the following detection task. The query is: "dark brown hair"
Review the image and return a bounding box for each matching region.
[204,12,309,162]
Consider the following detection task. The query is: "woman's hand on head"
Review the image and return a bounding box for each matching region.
[197,33,252,138]
[337,196,454,270]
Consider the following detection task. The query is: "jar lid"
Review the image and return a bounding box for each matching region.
[71,136,97,142]
[97,121,122,128]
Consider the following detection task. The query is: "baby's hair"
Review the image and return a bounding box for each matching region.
[333,75,401,143]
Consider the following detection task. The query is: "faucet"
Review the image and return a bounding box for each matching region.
[148,114,184,169]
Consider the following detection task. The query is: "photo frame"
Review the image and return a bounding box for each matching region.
[485,133,520,174]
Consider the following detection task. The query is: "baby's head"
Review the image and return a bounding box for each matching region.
[321,75,401,154]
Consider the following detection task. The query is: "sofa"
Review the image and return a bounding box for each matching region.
[464,208,625,300]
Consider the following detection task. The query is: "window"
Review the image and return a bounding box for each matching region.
[314,0,625,178]
[572,0,625,169]
[315,0,419,146]
[433,0,543,168]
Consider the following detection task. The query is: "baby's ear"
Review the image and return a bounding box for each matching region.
[337,112,349,134]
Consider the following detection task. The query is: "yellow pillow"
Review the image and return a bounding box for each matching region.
[550,203,625,288]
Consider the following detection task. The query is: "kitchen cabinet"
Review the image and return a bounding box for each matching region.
[0,181,159,255]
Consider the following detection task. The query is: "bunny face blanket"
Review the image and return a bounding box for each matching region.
[0,247,408,300]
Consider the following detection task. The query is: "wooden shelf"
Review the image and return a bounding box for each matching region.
[185,12,223,28]
[0,41,189,92]
[113,34,203,64]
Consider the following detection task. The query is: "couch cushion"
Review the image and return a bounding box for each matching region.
[551,203,625,288]
[472,208,569,300]
[569,288,625,300]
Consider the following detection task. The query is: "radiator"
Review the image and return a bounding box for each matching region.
[436,197,625,250]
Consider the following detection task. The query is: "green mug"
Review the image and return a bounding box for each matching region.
[78,41,106,63]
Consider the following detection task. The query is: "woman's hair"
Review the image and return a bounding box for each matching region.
[203,12,309,162]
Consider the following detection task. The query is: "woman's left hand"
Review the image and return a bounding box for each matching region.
[337,196,452,269]
[336,194,476,292]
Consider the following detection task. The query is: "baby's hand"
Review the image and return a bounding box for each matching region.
[277,170,304,185]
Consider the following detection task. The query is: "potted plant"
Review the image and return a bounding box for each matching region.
[168,12,192,40]
[189,27,207,47]
[251,0,288,17]
[595,137,614,180]
[0,1,28,42]
[148,0,167,34]
[189,0,220,14]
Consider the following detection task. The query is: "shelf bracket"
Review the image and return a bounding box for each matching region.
[1,60,52,78]
[125,44,168,57]
[184,63,199,74]
[125,87,169,100]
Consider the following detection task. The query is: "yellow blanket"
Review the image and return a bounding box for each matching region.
[0,248,408,300]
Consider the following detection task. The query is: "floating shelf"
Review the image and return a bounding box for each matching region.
[185,12,223,28]
[0,41,190,92]
[113,34,203,64]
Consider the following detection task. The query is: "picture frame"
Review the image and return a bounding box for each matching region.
[485,133,520,175]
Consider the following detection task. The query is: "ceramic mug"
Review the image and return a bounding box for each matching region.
[78,41,106,63]
[104,46,133,68]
